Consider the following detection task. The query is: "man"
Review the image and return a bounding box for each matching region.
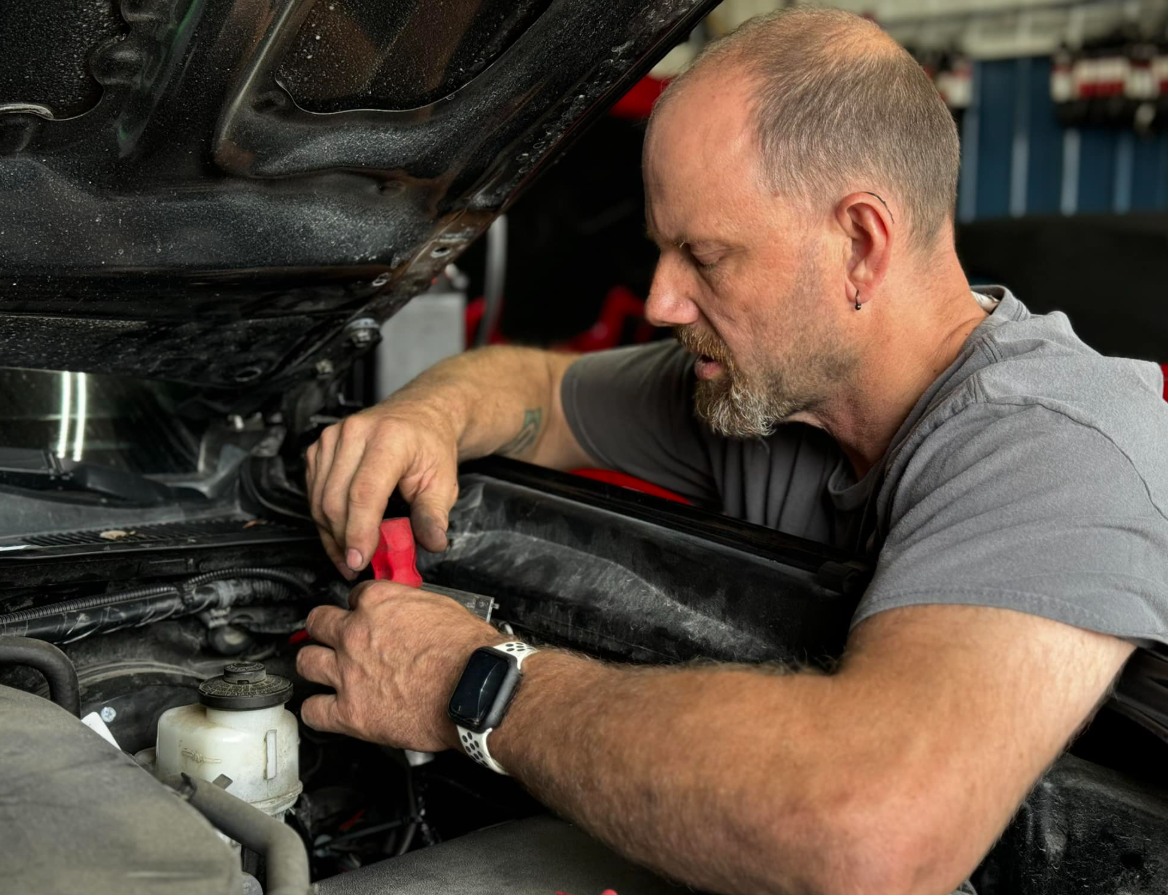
[298,9,1168,895]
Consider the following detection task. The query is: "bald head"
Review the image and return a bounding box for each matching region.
[654,8,960,251]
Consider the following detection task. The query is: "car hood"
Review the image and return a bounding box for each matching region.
[0,0,714,391]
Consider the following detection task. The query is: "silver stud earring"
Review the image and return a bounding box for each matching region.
[854,289,862,311]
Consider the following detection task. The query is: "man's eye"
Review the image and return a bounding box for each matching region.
[684,246,717,269]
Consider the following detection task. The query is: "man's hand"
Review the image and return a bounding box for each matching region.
[307,400,460,579]
[304,347,589,581]
[295,580,501,751]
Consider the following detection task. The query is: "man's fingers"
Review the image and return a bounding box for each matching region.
[317,527,356,581]
[409,473,458,553]
[342,448,408,572]
[300,693,345,733]
[318,429,371,555]
[305,441,318,493]
[296,644,341,689]
[306,413,456,573]
[305,604,349,648]
[309,427,339,529]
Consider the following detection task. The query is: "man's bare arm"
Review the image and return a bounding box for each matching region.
[400,346,591,469]
[489,605,1134,895]
[306,347,595,576]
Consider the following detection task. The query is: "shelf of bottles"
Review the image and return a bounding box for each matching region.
[1051,31,1168,131]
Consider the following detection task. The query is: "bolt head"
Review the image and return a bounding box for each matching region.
[100,706,117,723]
[349,329,375,346]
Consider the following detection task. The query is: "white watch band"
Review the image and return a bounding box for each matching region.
[456,641,538,775]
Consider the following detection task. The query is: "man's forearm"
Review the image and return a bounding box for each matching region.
[488,650,847,895]
[390,346,586,468]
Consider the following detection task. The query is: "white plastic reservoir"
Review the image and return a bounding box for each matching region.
[154,661,302,818]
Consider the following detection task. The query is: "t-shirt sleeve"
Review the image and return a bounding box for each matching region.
[560,341,720,505]
[852,401,1168,645]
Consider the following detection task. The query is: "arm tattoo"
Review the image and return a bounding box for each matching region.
[499,408,543,458]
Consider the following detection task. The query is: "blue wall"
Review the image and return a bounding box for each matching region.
[957,56,1168,221]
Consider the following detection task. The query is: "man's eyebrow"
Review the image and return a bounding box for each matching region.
[644,225,674,247]
[645,226,697,249]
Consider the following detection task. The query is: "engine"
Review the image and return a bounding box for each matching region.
[3,461,1168,895]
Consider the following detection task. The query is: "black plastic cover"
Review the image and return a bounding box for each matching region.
[276,0,553,113]
[975,754,1168,894]
[0,0,718,389]
[423,461,865,666]
[0,683,239,895]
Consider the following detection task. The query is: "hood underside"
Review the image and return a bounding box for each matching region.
[0,0,715,390]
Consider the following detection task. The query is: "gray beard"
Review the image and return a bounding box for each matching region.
[693,369,806,439]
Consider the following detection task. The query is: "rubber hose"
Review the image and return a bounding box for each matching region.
[4,580,304,643]
[181,568,312,597]
[7,594,188,643]
[0,584,179,626]
[185,578,301,606]
[0,568,312,630]
[0,636,81,716]
[176,774,310,895]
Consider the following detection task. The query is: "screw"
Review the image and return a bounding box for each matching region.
[345,317,379,348]
[100,706,117,723]
[314,359,335,377]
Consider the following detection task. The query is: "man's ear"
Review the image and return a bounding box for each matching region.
[835,191,894,308]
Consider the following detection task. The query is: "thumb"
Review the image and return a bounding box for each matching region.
[409,475,458,553]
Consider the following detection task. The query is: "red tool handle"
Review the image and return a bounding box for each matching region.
[369,518,423,587]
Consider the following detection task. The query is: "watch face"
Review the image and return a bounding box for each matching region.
[449,648,512,730]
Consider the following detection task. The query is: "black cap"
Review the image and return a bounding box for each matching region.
[199,661,292,710]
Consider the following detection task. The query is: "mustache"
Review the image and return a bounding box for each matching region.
[673,325,732,365]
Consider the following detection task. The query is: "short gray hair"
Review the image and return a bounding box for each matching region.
[660,7,961,250]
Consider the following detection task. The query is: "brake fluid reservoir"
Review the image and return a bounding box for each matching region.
[155,662,302,818]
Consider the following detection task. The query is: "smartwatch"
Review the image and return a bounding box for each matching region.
[448,641,538,775]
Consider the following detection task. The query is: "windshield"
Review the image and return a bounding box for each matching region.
[0,368,205,476]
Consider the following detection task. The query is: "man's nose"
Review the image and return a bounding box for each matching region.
[645,259,700,328]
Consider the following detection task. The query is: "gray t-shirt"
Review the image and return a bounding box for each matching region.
[562,287,1168,646]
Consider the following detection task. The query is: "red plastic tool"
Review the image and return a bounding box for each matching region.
[370,518,423,587]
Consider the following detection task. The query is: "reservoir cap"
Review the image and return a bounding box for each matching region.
[199,661,292,710]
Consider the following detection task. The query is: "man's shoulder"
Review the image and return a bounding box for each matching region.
[905,304,1168,512]
[885,291,1164,497]
[967,304,1167,453]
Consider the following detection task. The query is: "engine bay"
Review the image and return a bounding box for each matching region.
[3,460,1168,894]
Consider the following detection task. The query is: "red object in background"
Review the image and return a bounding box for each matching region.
[610,75,670,119]
[370,518,423,587]
[465,295,508,348]
[466,285,656,353]
[557,286,656,353]
[1161,364,1167,401]
[571,468,690,505]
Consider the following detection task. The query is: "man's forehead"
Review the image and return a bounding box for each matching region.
[644,72,764,242]
[646,72,757,174]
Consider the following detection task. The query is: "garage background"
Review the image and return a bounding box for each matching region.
[379,0,1168,399]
